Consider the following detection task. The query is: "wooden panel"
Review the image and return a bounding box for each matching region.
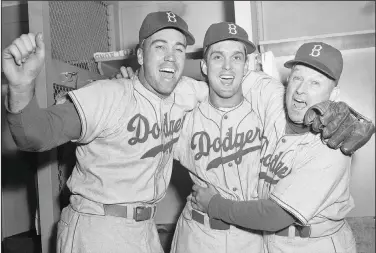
[260,1,375,41]
[1,4,29,52]
[27,3,60,253]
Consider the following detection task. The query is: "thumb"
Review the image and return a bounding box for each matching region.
[35,33,45,56]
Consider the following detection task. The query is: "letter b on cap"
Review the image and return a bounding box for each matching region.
[309,45,323,57]
[166,12,177,23]
[228,24,237,35]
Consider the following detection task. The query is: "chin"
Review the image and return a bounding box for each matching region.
[287,109,304,123]
[290,115,304,124]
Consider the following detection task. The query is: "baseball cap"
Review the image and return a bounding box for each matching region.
[139,11,195,45]
[284,42,343,81]
[203,22,256,54]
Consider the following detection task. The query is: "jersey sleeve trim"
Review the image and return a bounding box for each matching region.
[67,91,87,143]
[269,194,308,225]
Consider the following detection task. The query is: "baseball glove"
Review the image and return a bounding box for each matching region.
[304,101,375,156]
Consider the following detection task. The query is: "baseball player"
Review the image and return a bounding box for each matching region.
[3,11,209,253]
[170,22,266,253]
[192,42,373,252]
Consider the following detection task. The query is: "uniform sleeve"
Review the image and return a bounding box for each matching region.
[191,79,209,103]
[6,95,81,152]
[207,194,296,232]
[172,76,209,109]
[68,79,131,143]
[269,141,352,225]
[242,71,285,127]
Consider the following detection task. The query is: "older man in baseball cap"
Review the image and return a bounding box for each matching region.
[2,10,209,253]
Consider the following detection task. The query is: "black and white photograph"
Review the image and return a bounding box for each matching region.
[1,1,375,253]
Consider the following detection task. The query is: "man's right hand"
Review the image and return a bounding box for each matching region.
[2,33,45,91]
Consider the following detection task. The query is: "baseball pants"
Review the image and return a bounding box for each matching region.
[263,220,356,253]
[57,200,164,253]
[170,202,264,253]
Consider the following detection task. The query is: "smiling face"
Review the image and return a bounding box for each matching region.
[286,64,338,123]
[137,28,187,98]
[201,40,249,108]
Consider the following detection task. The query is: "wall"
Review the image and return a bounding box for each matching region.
[261,1,375,41]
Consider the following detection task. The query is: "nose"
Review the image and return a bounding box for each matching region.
[295,81,308,94]
[222,58,231,70]
[164,50,176,62]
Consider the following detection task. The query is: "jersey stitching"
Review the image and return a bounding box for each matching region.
[331,237,338,252]
[235,101,260,200]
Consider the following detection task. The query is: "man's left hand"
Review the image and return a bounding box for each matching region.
[191,183,219,213]
[304,101,375,155]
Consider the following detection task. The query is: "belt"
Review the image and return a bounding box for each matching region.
[275,225,311,238]
[103,204,156,222]
[191,209,230,230]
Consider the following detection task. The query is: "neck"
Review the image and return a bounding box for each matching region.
[138,67,168,99]
[285,117,310,134]
[209,90,243,108]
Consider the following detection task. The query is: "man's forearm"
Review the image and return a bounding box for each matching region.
[207,194,296,232]
[7,82,35,113]
[7,95,81,152]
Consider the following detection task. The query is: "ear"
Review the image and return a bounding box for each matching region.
[201,59,208,76]
[329,85,340,102]
[137,48,144,65]
[243,55,250,76]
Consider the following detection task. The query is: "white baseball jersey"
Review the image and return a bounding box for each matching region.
[67,76,208,206]
[170,71,286,253]
[259,127,356,252]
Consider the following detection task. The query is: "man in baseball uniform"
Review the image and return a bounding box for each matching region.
[3,11,208,253]
[193,42,368,253]
[171,22,266,253]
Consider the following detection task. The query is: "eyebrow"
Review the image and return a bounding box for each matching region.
[150,39,187,48]
[210,50,245,56]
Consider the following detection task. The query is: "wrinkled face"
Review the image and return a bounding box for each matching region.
[286,64,337,123]
[201,40,248,106]
[137,29,187,97]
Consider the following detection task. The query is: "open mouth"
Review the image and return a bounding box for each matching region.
[292,97,307,110]
[160,67,176,79]
[219,74,235,85]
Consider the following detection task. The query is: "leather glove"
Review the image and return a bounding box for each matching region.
[304,101,375,156]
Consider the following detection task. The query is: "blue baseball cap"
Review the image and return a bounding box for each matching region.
[284,42,343,81]
[203,22,256,54]
[139,11,195,45]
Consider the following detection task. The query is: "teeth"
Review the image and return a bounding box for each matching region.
[220,75,234,80]
[160,68,175,73]
[294,98,305,103]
